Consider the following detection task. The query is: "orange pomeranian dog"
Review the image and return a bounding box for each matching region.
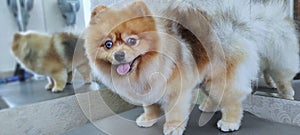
[11,31,91,92]
[85,1,254,134]
[85,0,298,134]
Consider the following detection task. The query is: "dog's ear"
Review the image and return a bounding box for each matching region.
[91,5,107,19]
[130,1,151,17]
[13,33,22,41]
[11,33,23,52]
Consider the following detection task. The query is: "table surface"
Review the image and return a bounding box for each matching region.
[63,107,300,135]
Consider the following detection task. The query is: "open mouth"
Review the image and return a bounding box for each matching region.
[116,56,141,75]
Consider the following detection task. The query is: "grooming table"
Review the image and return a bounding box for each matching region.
[63,107,300,135]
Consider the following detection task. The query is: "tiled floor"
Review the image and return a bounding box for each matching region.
[62,107,300,135]
[0,79,75,108]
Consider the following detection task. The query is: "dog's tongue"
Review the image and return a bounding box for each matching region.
[117,63,131,75]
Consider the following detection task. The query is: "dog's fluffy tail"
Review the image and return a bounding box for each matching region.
[256,0,290,20]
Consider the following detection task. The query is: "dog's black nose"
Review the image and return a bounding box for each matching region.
[114,51,125,62]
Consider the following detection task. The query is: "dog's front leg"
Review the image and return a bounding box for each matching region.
[136,104,161,127]
[162,91,192,135]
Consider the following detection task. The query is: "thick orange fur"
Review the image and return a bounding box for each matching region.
[11,31,91,92]
[166,6,252,132]
[85,1,255,134]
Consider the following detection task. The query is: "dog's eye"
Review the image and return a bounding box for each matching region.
[126,38,137,46]
[105,40,113,49]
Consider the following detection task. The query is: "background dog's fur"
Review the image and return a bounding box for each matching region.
[86,0,299,134]
[11,31,91,92]
[175,0,300,100]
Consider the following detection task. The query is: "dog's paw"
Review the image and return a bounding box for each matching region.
[51,88,64,93]
[279,94,294,100]
[282,95,294,100]
[136,113,158,128]
[45,84,53,90]
[163,124,185,135]
[217,120,240,132]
